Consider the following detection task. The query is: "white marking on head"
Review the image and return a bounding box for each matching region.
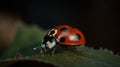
[48,29,58,37]
[50,35,52,37]
[53,29,57,36]
[46,41,56,49]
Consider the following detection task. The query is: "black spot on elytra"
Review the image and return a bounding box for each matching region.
[59,37,65,42]
[76,33,81,40]
[60,28,67,32]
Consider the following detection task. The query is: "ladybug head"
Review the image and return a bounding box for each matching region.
[41,29,58,49]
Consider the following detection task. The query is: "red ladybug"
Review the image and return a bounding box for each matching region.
[34,25,85,54]
[53,25,85,45]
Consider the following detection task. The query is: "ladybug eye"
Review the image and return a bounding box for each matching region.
[60,28,67,32]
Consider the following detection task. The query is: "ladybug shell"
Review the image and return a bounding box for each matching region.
[53,25,85,46]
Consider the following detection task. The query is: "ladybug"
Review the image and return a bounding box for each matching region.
[34,25,85,54]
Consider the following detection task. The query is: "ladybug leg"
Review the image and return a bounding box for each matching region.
[71,46,76,49]
[61,45,67,49]
[33,46,41,52]
[33,46,46,54]
[47,38,57,55]
[66,46,76,50]
[70,46,77,50]
[40,47,44,54]
[51,45,56,55]
[40,44,47,54]
[41,47,48,54]
[48,45,56,55]
[33,46,40,50]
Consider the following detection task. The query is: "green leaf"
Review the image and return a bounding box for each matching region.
[0,24,120,67]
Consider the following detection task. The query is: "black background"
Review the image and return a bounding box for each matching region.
[0,0,120,54]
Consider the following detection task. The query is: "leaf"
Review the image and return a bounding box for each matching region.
[0,24,120,67]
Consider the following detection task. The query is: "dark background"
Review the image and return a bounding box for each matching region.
[0,0,120,54]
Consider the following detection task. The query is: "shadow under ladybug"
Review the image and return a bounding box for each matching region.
[34,25,85,55]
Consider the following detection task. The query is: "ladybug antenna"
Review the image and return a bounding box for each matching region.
[33,46,41,50]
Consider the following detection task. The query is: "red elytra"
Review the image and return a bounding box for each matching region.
[53,25,85,46]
